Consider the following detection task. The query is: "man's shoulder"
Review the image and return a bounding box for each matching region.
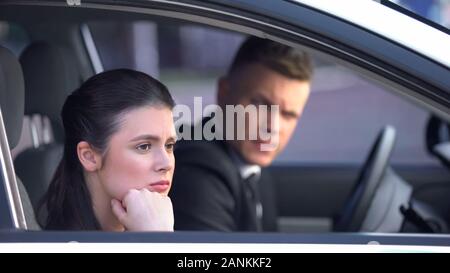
[173,139,242,193]
[174,120,239,177]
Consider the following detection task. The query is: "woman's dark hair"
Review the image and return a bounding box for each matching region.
[40,69,175,230]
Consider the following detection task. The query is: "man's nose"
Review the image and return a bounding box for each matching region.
[259,106,279,135]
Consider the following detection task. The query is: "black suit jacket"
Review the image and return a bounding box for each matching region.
[170,137,278,232]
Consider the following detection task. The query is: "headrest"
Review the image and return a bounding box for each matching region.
[0,46,25,149]
[20,42,80,133]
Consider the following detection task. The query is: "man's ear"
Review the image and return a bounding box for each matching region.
[217,76,230,107]
[77,141,102,172]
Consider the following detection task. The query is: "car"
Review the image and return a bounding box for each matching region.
[0,0,450,251]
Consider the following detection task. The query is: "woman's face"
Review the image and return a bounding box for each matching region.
[96,106,176,200]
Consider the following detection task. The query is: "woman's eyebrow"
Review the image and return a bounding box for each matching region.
[167,136,177,143]
[129,134,160,142]
[130,134,178,142]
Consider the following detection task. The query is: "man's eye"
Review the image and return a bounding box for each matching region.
[282,111,298,120]
[251,98,263,105]
[136,144,151,151]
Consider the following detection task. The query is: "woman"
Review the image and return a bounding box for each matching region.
[40,69,176,231]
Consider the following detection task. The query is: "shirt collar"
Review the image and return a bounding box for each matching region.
[228,146,261,180]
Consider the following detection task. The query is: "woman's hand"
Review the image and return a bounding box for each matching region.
[111,189,174,231]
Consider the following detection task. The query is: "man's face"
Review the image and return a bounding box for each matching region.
[219,63,310,167]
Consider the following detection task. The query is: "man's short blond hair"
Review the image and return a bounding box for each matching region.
[228,36,312,81]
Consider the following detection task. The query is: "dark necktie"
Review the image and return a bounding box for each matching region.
[244,172,263,231]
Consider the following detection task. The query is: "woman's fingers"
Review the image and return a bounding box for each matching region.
[115,188,174,231]
[111,198,127,224]
[161,196,174,228]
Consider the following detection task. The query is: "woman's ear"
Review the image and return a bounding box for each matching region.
[77,141,102,172]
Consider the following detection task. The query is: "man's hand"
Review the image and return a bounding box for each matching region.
[111,189,174,231]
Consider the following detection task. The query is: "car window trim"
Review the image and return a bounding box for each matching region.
[379,0,450,36]
[2,229,450,246]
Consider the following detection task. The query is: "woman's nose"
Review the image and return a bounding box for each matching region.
[154,148,173,173]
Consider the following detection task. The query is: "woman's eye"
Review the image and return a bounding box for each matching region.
[165,143,175,151]
[136,144,151,151]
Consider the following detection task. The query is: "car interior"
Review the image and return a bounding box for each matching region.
[0,3,449,235]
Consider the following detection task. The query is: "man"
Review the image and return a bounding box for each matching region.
[170,36,312,231]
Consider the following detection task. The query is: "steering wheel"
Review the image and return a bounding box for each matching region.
[333,125,396,232]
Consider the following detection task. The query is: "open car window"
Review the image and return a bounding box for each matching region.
[0,0,449,249]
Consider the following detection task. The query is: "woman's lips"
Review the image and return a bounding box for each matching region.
[148,180,170,193]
